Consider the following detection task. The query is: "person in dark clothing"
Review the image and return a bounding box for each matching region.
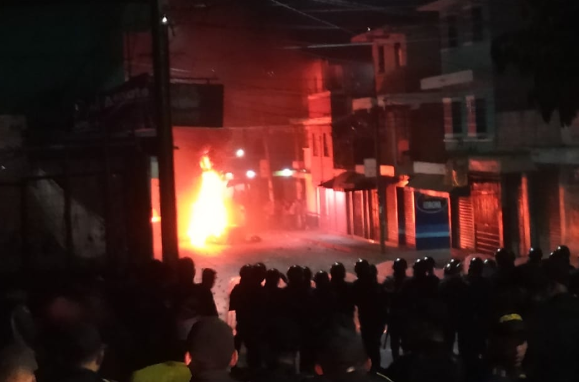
[49,322,108,382]
[439,259,468,354]
[254,263,267,285]
[462,257,491,379]
[423,257,436,277]
[483,259,497,279]
[315,327,384,382]
[403,259,439,304]
[229,265,264,372]
[313,271,338,332]
[383,258,408,360]
[264,269,285,320]
[552,245,575,271]
[201,269,217,291]
[353,260,386,372]
[187,318,237,382]
[515,248,547,300]
[491,249,525,318]
[175,258,218,318]
[257,319,301,382]
[385,315,463,382]
[330,263,355,330]
[0,344,37,382]
[525,257,579,382]
[303,267,313,290]
[483,314,528,382]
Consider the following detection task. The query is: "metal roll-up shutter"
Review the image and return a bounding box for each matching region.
[472,181,502,255]
[404,189,415,247]
[353,190,364,237]
[458,196,475,250]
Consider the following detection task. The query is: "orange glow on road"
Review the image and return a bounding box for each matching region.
[187,155,228,247]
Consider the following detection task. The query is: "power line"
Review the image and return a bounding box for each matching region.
[269,0,355,35]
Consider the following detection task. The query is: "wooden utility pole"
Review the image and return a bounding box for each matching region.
[151,0,179,265]
[373,106,386,254]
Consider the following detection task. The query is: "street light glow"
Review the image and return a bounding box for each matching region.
[280,168,294,177]
[161,15,168,25]
[236,148,245,158]
[246,170,256,179]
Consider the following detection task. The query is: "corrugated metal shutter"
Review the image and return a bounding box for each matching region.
[547,185,561,249]
[404,189,416,247]
[371,190,380,241]
[534,171,561,250]
[472,181,502,255]
[458,196,475,250]
[353,190,364,237]
[386,185,398,242]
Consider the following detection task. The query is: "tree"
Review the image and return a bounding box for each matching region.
[492,0,579,126]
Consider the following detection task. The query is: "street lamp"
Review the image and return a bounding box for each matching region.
[235,148,245,158]
[246,170,256,179]
[280,168,294,177]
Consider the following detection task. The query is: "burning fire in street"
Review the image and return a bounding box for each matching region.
[187,155,229,247]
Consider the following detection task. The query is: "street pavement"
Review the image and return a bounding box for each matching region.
[180,229,463,319]
[179,229,465,368]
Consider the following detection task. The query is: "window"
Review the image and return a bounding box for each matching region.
[323,133,330,157]
[377,45,385,73]
[312,133,319,156]
[447,16,458,48]
[472,7,484,41]
[452,101,463,134]
[394,43,402,68]
[475,98,487,134]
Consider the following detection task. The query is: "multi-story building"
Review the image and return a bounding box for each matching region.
[350,16,468,251]
[419,0,579,255]
[296,45,384,237]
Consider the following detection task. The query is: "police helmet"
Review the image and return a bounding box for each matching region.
[444,259,462,276]
[314,270,330,287]
[330,262,346,281]
[528,247,543,262]
[287,265,304,285]
[469,257,484,276]
[354,259,371,276]
[423,256,436,273]
[495,248,515,268]
[393,258,408,273]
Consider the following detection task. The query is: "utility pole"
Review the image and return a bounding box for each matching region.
[373,106,386,254]
[151,0,179,265]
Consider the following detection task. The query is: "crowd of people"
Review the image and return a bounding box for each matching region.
[2,246,579,382]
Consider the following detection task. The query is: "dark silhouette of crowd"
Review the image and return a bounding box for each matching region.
[2,246,579,382]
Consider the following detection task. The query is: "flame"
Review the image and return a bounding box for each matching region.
[187,155,228,247]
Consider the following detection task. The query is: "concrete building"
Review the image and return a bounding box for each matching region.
[419,0,579,255]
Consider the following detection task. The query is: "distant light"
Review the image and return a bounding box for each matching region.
[367,27,371,31]
[235,148,245,158]
[161,15,168,25]
[225,172,234,180]
[280,168,294,177]
[246,170,256,179]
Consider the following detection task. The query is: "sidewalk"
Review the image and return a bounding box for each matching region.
[293,229,470,264]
